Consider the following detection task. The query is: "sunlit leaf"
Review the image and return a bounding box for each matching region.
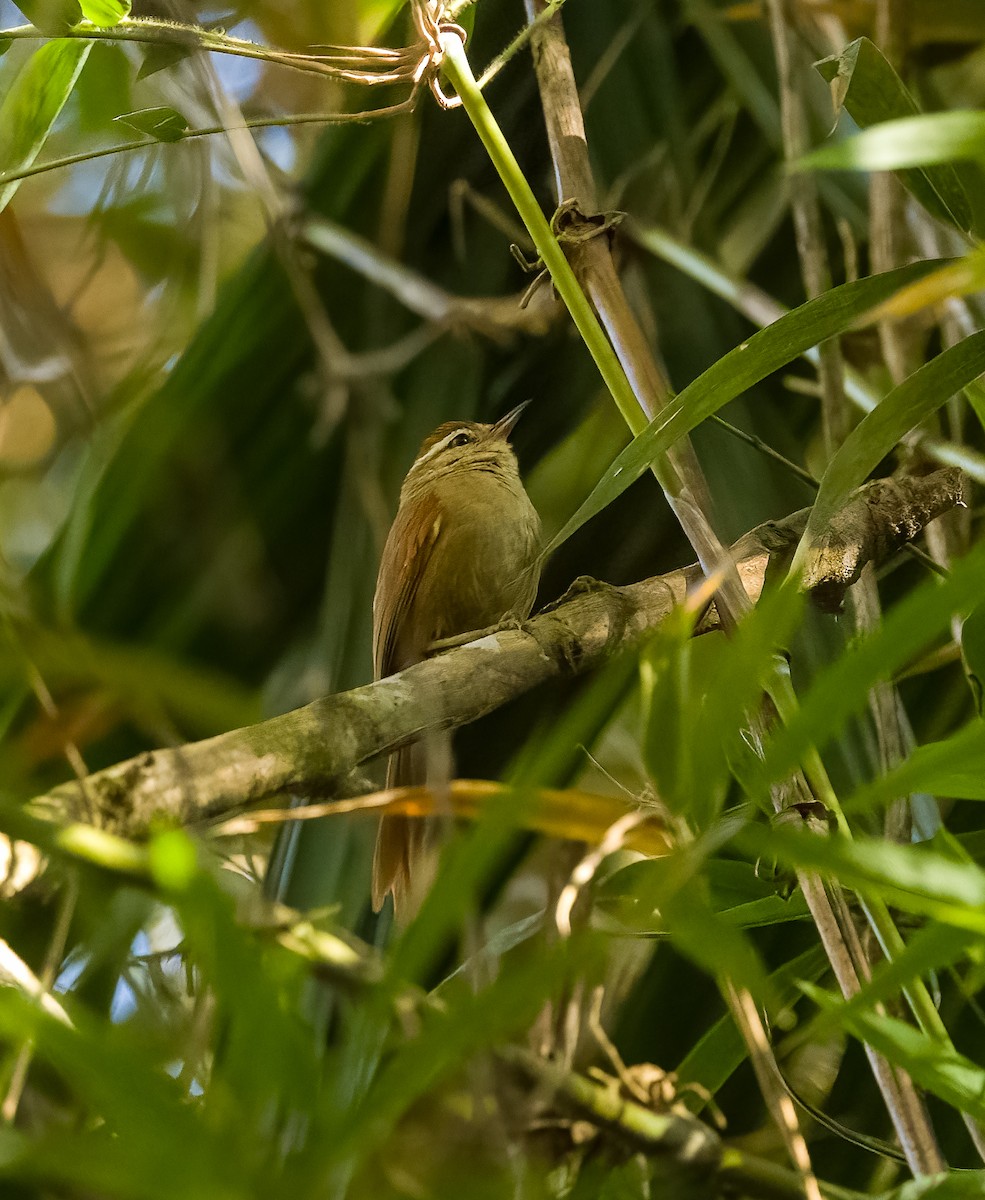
[79,0,129,26]
[802,110,985,174]
[865,250,985,321]
[146,828,197,891]
[0,39,91,212]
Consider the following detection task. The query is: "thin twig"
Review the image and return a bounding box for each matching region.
[0,18,428,83]
[0,99,420,191]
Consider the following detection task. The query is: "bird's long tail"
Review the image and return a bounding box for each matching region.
[371,737,446,916]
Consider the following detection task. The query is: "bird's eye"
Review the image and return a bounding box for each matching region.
[448,432,471,449]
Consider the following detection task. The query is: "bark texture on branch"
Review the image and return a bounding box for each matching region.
[20,470,961,856]
[804,470,967,611]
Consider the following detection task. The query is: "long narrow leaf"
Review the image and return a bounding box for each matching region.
[756,538,985,790]
[804,330,985,542]
[802,110,985,175]
[804,982,985,1122]
[545,261,946,554]
[0,40,91,213]
[814,37,975,234]
[847,721,985,813]
[754,826,985,934]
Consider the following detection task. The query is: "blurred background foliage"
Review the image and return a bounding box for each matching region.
[3,0,985,1196]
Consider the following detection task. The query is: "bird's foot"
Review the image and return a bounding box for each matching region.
[427,613,525,655]
[539,575,617,614]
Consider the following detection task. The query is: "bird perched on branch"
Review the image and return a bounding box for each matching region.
[371,401,541,913]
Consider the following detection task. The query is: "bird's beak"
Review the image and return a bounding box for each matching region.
[491,399,532,440]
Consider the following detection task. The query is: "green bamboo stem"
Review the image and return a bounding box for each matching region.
[438,33,652,446]
[439,29,960,1122]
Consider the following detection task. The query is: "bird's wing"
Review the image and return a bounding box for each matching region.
[372,488,443,678]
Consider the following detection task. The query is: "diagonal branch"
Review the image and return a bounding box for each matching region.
[17,470,961,852]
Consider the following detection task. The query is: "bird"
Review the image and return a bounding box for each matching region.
[371,401,541,913]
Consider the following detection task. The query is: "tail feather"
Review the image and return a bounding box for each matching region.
[372,742,431,915]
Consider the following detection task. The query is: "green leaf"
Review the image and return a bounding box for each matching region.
[804,330,985,542]
[756,538,985,791]
[333,941,583,1164]
[12,0,82,34]
[76,43,131,133]
[545,261,947,554]
[0,991,243,1198]
[686,0,780,145]
[755,825,985,934]
[814,37,975,234]
[660,877,771,1000]
[0,39,91,213]
[147,829,197,891]
[848,720,985,812]
[79,0,129,26]
[598,857,810,933]
[676,945,828,1102]
[802,110,985,174]
[171,873,318,1118]
[966,376,985,435]
[804,982,985,1121]
[823,921,976,1032]
[878,1172,985,1200]
[114,106,189,143]
[593,835,772,1000]
[12,625,260,735]
[641,584,803,830]
[906,0,985,43]
[640,611,694,819]
[136,42,192,81]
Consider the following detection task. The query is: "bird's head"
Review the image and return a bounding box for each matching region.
[405,400,531,485]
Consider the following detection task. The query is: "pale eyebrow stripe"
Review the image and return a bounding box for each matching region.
[411,427,469,470]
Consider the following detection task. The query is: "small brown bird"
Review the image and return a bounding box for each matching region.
[372,402,541,913]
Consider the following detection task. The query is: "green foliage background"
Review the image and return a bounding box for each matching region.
[3,0,985,1196]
